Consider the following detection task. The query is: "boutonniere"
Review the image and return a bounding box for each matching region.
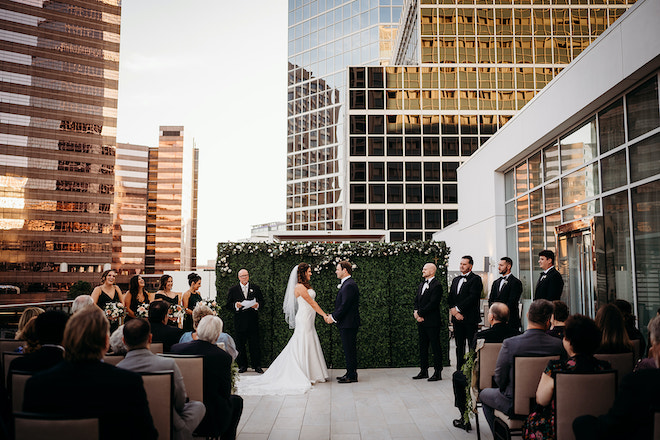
[337,284,342,289]
[249,289,253,293]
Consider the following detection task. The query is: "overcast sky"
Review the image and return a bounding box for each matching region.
[116,1,288,265]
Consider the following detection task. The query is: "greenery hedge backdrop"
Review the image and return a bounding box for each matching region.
[214,241,450,369]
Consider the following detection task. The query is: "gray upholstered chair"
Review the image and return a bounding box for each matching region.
[14,413,99,440]
[140,371,174,440]
[2,351,23,387]
[475,342,503,440]
[158,354,204,402]
[594,352,634,387]
[555,371,617,440]
[102,354,125,366]
[149,342,164,354]
[10,371,32,413]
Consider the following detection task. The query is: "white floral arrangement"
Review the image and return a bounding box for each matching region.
[216,241,449,277]
[168,304,184,320]
[198,300,222,315]
[104,302,126,321]
[136,303,149,318]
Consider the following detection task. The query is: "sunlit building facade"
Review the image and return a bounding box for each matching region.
[145,126,196,274]
[0,0,121,293]
[286,0,403,231]
[112,143,148,279]
[344,0,635,239]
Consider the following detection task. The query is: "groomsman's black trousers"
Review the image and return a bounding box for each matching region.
[417,324,442,372]
[339,327,358,379]
[453,321,478,369]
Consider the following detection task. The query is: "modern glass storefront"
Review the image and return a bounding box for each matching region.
[505,72,660,326]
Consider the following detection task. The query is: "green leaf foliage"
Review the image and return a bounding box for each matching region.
[215,241,450,368]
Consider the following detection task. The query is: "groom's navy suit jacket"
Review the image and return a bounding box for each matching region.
[333,277,360,329]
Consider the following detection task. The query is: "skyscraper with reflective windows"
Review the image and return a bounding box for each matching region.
[286,0,404,231]
[0,0,121,294]
[342,0,635,240]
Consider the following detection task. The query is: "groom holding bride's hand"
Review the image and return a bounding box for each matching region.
[325,260,360,383]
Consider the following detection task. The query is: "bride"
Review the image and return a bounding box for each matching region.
[236,262,329,395]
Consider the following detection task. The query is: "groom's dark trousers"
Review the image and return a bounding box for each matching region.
[333,277,360,380]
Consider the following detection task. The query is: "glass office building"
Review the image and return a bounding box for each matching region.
[344,0,635,239]
[0,0,121,293]
[286,0,403,231]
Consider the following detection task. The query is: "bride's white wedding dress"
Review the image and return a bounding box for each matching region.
[236,289,329,395]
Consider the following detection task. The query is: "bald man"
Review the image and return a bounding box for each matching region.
[226,269,264,373]
[413,263,444,381]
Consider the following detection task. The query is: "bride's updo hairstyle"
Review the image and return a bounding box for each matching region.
[297,262,312,289]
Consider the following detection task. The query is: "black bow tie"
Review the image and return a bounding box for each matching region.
[458,275,467,280]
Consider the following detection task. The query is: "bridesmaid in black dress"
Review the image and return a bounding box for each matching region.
[154,274,181,327]
[91,269,125,331]
[123,275,151,320]
[182,273,203,331]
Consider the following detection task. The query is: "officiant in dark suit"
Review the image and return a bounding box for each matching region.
[413,263,443,381]
[534,249,564,301]
[226,268,264,373]
[488,257,523,332]
[449,255,483,369]
[326,260,360,383]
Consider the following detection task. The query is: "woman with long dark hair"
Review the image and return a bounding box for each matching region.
[182,273,203,331]
[595,303,634,354]
[123,275,151,320]
[237,262,329,395]
[155,274,181,327]
[91,269,125,331]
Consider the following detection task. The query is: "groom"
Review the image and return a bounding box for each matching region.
[325,260,360,383]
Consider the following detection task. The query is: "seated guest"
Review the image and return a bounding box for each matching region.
[179,304,238,360]
[613,299,645,356]
[595,303,633,354]
[149,300,184,352]
[479,299,563,434]
[15,307,44,340]
[452,303,520,432]
[108,324,127,355]
[71,295,94,314]
[16,317,40,354]
[118,319,205,440]
[22,305,157,440]
[523,314,610,439]
[9,310,68,374]
[172,316,243,440]
[573,315,660,440]
[546,300,568,339]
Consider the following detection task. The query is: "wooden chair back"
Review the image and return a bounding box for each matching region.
[149,342,164,354]
[14,412,99,440]
[102,354,125,366]
[555,371,617,440]
[10,371,32,413]
[512,355,560,416]
[478,342,502,390]
[158,354,204,401]
[3,351,23,387]
[141,371,174,440]
[594,352,634,387]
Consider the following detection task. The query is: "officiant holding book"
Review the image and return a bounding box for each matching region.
[227,269,264,373]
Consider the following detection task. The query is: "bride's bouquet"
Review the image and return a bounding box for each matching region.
[104,302,126,322]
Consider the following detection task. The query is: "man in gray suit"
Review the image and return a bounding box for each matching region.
[118,319,205,440]
[479,299,564,434]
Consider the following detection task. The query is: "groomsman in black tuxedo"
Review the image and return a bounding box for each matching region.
[488,257,523,332]
[226,268,265,374]
[449,255,483,369]
[413,263,443,381]
[325,260,360,383]
[534,249,564,301]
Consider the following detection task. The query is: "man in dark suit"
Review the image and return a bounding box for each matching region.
[534,249,564,301]
[451,302,521,432]
[22,306,157,440]
[118,318,205,440]
[488,257,523,332]
[573,316,660,440]
[148,299,184,352]
[9,310,68,374]
[449,255,483,369]
[325,260,360,383]
[226,268,264,373]
[412,263,443,381]
[172,315,243,440]
[478,299,564,434]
